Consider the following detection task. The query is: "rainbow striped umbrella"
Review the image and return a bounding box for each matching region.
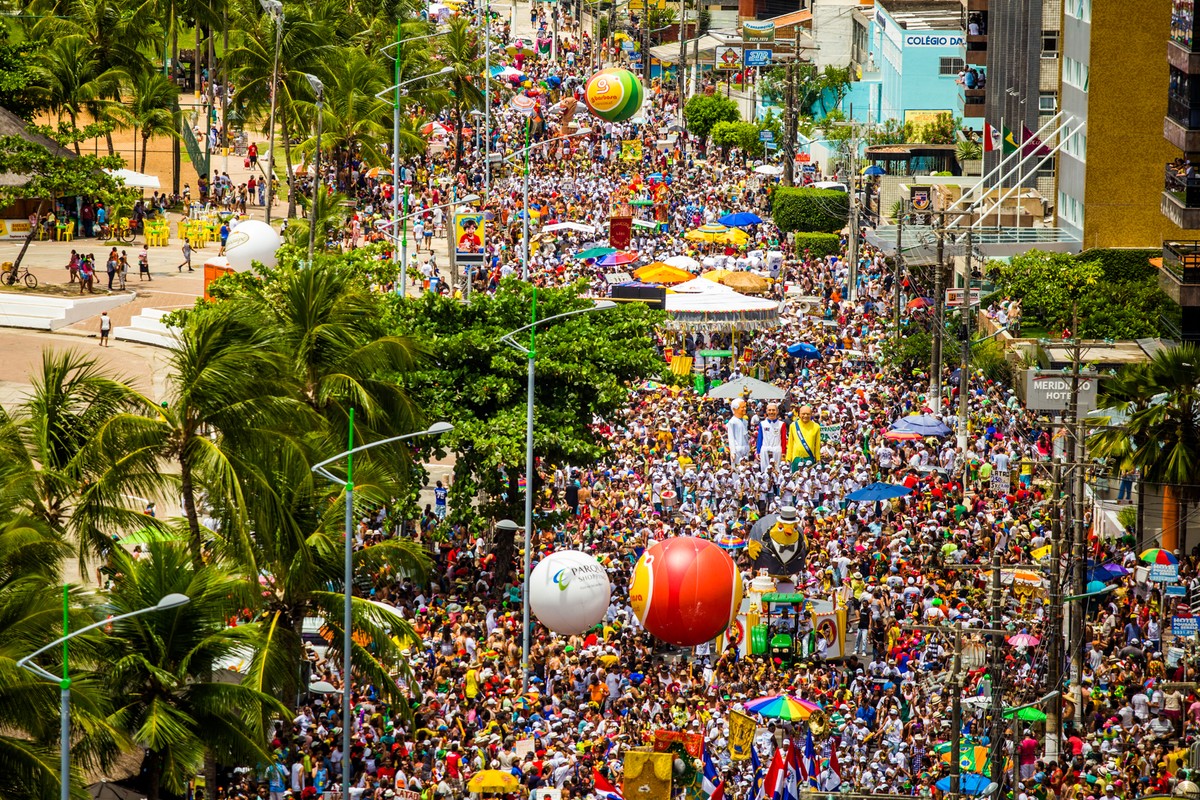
[742,695,820,721]
[1140,548,1178,565]
[715,533,747,550]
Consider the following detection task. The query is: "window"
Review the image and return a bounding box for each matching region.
[1039,92,1057,112]
[1042,29,1059,53]
[1082,0,1091,21]
[939,56,965,75]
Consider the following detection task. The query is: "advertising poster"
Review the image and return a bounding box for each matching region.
[454,212,485,255]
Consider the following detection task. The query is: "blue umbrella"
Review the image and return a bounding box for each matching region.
[890,414,952,437]
[862,165,887,176]
[719,211,764,227]
[1087,580,1109,595]
[936,775,992,796]
[787,342,822,359]
[1086,561,1131,582]
[846,482,914,502]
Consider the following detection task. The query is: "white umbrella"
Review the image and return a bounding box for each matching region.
[707,376,786,400]
[543,221,597,234]
[754,164,783,176]
[663,254,700,270]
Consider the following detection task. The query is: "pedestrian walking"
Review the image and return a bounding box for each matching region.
[66,250,79,283]
[98,311,111,346]
[138,245,151,281]
[118,252,128,289]
[179,241,194,272]
[105,250,117,290]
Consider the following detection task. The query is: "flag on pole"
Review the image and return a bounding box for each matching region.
[785,740,803,800]
[593,768,624,800]
[984,123,999,153]
[823,739,843,792]
[1021,125,1052,157]
[702,749,723,800]
[763,747,786,800]
[1002,126,1020,155]
[748,747,764,800]
[802,730,818,789]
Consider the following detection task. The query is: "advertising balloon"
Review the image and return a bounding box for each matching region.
[629,537,743,646]
[584,68,645,123]
[222,219,281,271]
[528,550,612,635]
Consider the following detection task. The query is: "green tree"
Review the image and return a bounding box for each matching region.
[438,16,485,174]
[102,541,284,800]
[389,281,664,589]
[771,187,849,233]
[300,47,392,174]
[122,70,180,174]
[1087,345,1200,553]
[0,21,46,120]
[683,93,739,151]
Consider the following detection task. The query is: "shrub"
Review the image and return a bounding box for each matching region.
[1076,248,1159,282]
[772,187,849,233]
[793,233,841,259]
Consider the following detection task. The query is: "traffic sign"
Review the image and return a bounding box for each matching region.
[759,130,774,142]
[1167,585,1189,597]
[744,48,773,67]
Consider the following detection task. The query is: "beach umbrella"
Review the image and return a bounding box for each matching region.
[754,164,784,176]
[907,297,933,309]
[1086,562,1131,582]
[633,262,694,284]
[1006,633,1040,647]
[575,247,616,260]
[511,94,538,115]
[1140,548,1178,565]
[1004,707,1047,722]
[685,222,732,242]
[597,251,638,267]
[715,533,747,550]
[717,229,751,245]
[664,255,700,270]
[364,167,393,179]
[787,342,821,359]
[742,695,820,721]
[1087,580,1109,594]
[935,774,992,796]
[862,164,886,176]
[719,211,764,227]
[891,415,952,437]
[468,771,521,793]
[420,121,451,137]
[883,429,923,441]
[846,482,914,502]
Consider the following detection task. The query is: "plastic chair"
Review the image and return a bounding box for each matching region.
[177,220,190,240]
[62,221,74,242]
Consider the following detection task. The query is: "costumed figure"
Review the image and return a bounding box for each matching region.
[756,401,786,474]
[785,404,822,469]
[745,505,808,577]
[726,398,750,463]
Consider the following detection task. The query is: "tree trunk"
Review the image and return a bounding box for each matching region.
[11,198,47,273]
[284,114,297,219]
[105,130,115,156]
[1163,483,1180,553]
[454,103,464,175]
[1136,477,1146,551]
[132,126,138,174]
[194,26,202,99]
[141,134,151,173]
[179,448,206,571]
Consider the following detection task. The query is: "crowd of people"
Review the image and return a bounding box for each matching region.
[203,2,1200,800]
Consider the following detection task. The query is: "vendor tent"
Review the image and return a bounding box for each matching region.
[664,278,781,331]
[105,168,161,190]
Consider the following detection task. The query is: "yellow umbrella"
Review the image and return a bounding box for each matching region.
[685,222,731,242]
[634,262,695,284]
[701,269,735,282]
[468,771,521,793]
[717,229,750,245]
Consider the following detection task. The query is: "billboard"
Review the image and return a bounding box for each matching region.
[715,45,742,69]
[454,212,484,256]
[742,20,776,41]
[744,48,773,67]
[1024,371,1099,412]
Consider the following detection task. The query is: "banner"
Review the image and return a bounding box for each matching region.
[454,212,485,255]
[742,20,776,41]
[910,186,931,212]
[728,710,756,760]
[621,139,643,162]
[624,750,673,800]
[653,729,704,757]
[609,216,633,249]
[715,45,741,70]
[819,423,843,442]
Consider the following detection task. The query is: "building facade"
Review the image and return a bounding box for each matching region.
[1162,0,1200,340]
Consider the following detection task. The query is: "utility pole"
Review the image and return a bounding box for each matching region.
[988,547,1005,795]
[677,0,686,103]
[950,628,963,798]
[893,202,905,335]
[782,60,796,186]
[1045,462,1064,760]
[847,126,860,303]
[1065,318,1087,729]
[930,210,946,414]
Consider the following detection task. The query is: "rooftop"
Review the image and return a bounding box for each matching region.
[879,0,964,30]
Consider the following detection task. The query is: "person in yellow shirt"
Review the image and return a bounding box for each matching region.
[786,405,822,467]
[465,663,480,700]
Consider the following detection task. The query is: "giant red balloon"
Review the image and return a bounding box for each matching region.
[629,537,743,646]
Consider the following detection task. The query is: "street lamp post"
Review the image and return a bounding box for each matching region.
[260,0,284,225]
[503,129,594,281]
[498,296,616,693]
[17,590,191,800]
[311,417,452,800]
[303,73,325,264]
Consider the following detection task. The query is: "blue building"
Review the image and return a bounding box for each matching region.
[843,0,980,127]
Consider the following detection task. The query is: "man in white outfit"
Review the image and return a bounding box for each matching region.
[726,398,750,463]
[757,402,786,474]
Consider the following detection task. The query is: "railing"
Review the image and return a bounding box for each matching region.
[1165,163,1200,206]
[181,120,209,179]
[1169,94,1200,129]
[1162,240,1200,283]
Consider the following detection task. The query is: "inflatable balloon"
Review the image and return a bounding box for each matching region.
[222,219,281,271]
[630,537,742,646]
[528,550,612,635]
[584,68,644,123]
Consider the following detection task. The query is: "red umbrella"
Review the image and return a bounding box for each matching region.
[907,297,933,309]
[883,430,923,441]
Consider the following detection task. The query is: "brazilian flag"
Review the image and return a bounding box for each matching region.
[1002,126,1020,155]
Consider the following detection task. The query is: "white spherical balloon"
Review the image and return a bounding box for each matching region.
[223,219,281,272]
[528,550,611,635]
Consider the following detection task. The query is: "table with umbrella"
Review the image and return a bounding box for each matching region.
[890,414,953,438]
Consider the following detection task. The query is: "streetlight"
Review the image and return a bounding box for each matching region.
[374,64,455,284]
[503,128,594,280]
[259,0,284,225]
[373,194,480,296]
[498,297,616,692]
[303,72,325,264]
[17,590,191,800]
[310,418,452,800]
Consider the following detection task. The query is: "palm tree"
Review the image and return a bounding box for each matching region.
[299,47,391,173]
[123,70,180,173]
[31,36,120,153]
[1090,343,1200,552]
[438,16,484,173]
[0,351,156,565]
[101,541,285,800]
[284,188,350,253]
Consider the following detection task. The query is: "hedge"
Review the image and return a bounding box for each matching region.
[1076,248,1159,282]
[792,233,841,259]
[771,187,849,233]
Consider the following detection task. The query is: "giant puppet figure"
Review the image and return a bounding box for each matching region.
[785,404,822,469]
[727,398,750,463]
[745,505,808,577]
[756,402,786,474]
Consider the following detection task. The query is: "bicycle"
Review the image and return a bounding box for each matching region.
[110,217,137,244]
[1,264,38,289]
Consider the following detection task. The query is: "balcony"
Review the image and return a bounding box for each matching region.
[966,35,987,65]
[1169,39,1200,73]
[1163,163,1200,228]
[964,88,986,118]
[1160,243,1200,341]
[1167,95,1200,155]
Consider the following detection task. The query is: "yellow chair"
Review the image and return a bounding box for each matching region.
[177,220,190,240]
[61,220,74,242]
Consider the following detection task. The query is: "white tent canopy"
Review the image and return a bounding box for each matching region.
[664,278,781,331]
[105,168,160,190]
